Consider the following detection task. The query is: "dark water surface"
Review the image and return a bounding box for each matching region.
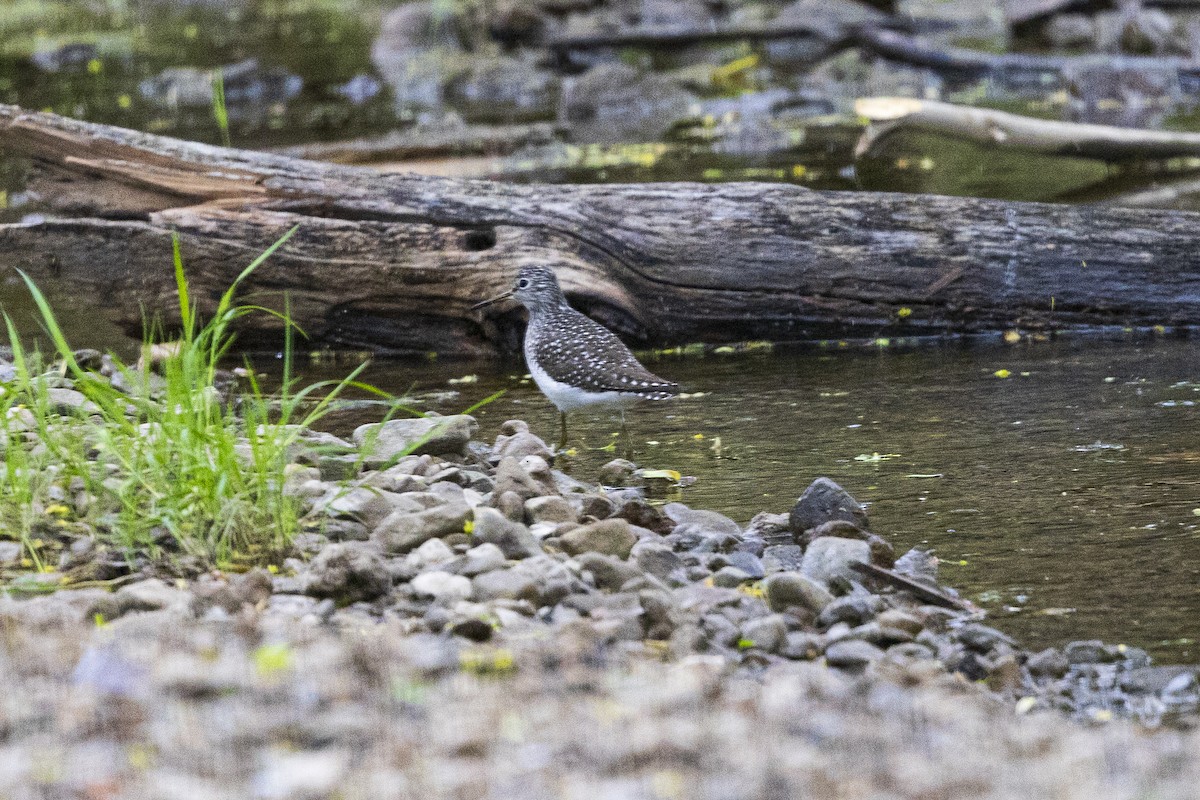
[298,337,1200,664]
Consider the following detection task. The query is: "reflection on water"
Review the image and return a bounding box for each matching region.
[299,337,1200,664]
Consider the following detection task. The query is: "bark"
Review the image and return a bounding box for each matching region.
[3,104,1200,358]
[855,97,1200,161]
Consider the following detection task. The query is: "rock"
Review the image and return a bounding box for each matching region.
[372,502,471,554]
[450,617,494,642]
[875,609,924,637]
[789,477,869,534]
[712,566,753,588]
[190,569,273,614]
[781,632,824,660]
[956,623,1017,653]
[719,551,765,579]
[525,496,577,524]
[765,572,834,614]
[471,567,539,602]
[816,595,879,629]
[762,544,805,573]
[302,543,391,603]
[492,420,554,461]
[894,548,939,585]
[663,503,741,535]
[741,615,788,653]
[471,507,542,559]
[353,415,477,464]
[114,579,191,615]
[558,519,637,559]
[611,499,674,535]
[1026,647,1070,678]
[318,486,404,529]
[410,571,473,603]
[449,542,508,576]
[985,654,1024,694]
[562,63,698,144]
[632,541,686,584]
[825,639,885,670]
[579,494,616,521]
[745,511,793,545]
[46,387,97,415]
[1120,666,1200,695]
[406,537,456,569]
[799,537,870,587]
[576,552,641,592]
[0,541,21,564]
[803,520,895,567]
[492,457,556,500]
[1045,13,1095,49]
[597,458,639,486]
[1064,640,1123,664]
[445,56,559,123]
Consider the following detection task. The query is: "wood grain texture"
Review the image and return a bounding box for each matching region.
[3,104,1200,357]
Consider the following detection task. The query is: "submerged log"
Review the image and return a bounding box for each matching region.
[3,104,1200,357]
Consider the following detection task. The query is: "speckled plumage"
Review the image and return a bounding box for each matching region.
[508,267,678,413]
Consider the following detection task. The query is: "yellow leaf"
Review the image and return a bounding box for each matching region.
[254,643,293,676]
[994,369,1011,378]
[640,469,681,481]
[897,307,912,318]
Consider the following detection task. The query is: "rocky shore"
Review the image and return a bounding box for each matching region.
[1,409,1198,797]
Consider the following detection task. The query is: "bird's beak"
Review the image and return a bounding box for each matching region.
[471,290,513,311]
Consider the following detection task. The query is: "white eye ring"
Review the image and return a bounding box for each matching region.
[517,278,530,289]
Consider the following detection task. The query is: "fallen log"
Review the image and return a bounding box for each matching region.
[3,104,1200,358]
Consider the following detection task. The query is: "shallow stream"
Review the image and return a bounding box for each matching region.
[296,336,1200,663]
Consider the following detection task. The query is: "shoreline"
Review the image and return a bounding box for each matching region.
[1,410,1198,795]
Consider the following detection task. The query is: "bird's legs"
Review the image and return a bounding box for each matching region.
[620,410,633,460]
[557,411,569,453]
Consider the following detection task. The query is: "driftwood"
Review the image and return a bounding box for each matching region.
[855,97,1200,160]
[275,122,560,166]
[4,104,1200,357]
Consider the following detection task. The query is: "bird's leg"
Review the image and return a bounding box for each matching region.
[557,411,569,453]
[620,410,633,461]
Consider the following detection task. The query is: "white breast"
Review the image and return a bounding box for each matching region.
[527,359,641,412]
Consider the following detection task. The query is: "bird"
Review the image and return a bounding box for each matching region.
[472,266,678,452]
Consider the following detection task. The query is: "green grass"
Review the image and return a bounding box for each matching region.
[211,67,231,147]
[0,227,394,571]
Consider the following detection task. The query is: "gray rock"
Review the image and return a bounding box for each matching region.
[302,543,391,603]
[1120,666,1199,695]
[781,631,824,660]
[577,552,641,592]
[632,541,686,583]
[875,609,924,636]
[741,614,788,653]
[765,572,834,613]
[319,486,405,529]
[816,595,880,629]
[406,537,456,568]
[445,56,559,123]
[558,518,637,559]
[1026,647,1070,678]
[562,63,698,144]
[0,541,21,564]
[894,548,939,584]
[800,537,870,587]
[449,542,508,576]
[825,639,885,670]
[956,623,1017,653]
[410,571,473,603]
[115,579,192,615]
[525,496,576,524]
[721,551,765,579]
[789,477,869,534]
[712,566,752,588]
[372,501,471,554]
[597,458,639,486]
[46,387,96,415]
[492,420,555,461]
[353,414,477,464]
[763,544,805,573]
[492,456,557,500]
[471,567,539,602]
[1064,639,1123,664]
[472,507,542,559]
[663,503,741,535]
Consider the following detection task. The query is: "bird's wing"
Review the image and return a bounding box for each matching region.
[533,310,678,395]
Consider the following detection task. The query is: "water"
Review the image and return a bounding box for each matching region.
[299,337,1200,663]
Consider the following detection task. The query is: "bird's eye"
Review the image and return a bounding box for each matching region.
[517,278,530,289]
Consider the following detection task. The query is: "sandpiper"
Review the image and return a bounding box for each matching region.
[472,266,678,450]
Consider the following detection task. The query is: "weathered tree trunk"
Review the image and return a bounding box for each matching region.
[3,104,1200,358]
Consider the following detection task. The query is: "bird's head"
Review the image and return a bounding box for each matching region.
[472,265,567,313]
